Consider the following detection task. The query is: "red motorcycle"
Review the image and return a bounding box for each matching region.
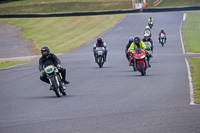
[131,48,148,76]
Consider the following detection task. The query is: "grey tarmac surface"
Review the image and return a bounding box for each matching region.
[0,23,36,58]
[1,12,200,133]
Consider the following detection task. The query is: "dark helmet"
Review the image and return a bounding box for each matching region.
[97,38,103,44]
[161,28,164,32]
[134,36,140,44]
[41,46,50,57]
[150,17,152,19]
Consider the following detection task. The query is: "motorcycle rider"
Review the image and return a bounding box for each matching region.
[39,46,69,90]
[142,33,153,51]
[130,36,151,67]
[125,37,134,61]
[144,26,152,37]
[158,28,167,43]
[148,17,153,23]
[93,38,108,62]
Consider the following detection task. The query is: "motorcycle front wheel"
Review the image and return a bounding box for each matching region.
[139,62,146,76]
[98,56,103,68]
[51,77,61,97]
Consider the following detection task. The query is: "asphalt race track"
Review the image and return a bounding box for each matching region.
[1,12,200,133]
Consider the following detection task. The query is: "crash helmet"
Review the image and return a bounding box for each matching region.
[41,46,50,57]
[134,36,141,47]
[146,26,150,30]
[97,38,103,44]
[129,37,134,43]
[144,33,149,40]
[149,17,152,19]
[161,28,164,32]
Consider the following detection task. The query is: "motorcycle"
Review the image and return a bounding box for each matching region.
[144,41,153,56]
[144,30,151,37]
[132,48,148,76]
[148,21,153,29]
[94,47,106,68]
[160,33,166,46]
[44,60,66,97]
[143,33,153,52]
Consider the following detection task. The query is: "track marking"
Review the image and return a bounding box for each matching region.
[183,13,187,21]
[185,58,195,105]
[180,22,185,54]
[181,13,196,105]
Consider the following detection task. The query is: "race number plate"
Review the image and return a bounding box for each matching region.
[98,51,103,55]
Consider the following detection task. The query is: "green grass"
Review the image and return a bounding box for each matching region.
[0,14,124,53]
[0,0,130,6]
[0,1,132,15]
[188,58,200,104]
[0,0,132,15]
[183,11,200,53]
[147,0,200,8]
[0,60,32,69]
[183,11,200,104]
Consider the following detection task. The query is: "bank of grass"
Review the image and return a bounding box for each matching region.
[188,58,200,104]
[183,11,200,53]
[0,60,32,69]
[0,1,132,15]
[147,0,200,8]
[183,11,200,103]
[0,14,124,53]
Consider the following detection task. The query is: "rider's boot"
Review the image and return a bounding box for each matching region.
[148,61,151,68]
[49,86,54,90]
[64,80,70,84]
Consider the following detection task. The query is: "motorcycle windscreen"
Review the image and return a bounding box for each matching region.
[135,48,142,54]
[44,60,55,68]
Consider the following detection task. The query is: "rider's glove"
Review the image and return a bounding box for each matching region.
[57,64,61,69]
[41,70,45,75]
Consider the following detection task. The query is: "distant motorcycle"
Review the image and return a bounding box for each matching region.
[160,33,166,46]
[44,60,66,97]
[148,21,154,29]
[94,47,106,68]
[144,30,152,37]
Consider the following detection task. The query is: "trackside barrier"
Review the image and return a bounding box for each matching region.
[0,6,199,18]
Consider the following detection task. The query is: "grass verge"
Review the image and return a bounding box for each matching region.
[0,60,32,69]
[0,14,124,53]
[183,11,200,103]
[183,11,200,53]
[147,0,200,8]
[0,1,132,15]
[188,58,200,104]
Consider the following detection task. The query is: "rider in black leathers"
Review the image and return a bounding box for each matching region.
[39,46,69,89]
[125,37,134,61]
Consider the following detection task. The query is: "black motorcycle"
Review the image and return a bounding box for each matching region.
[44,60,66,97]
[148,21,153,29]
[160,33,166,46]
[94,47,106,68]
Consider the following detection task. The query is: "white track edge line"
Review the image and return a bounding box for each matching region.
[183,13,186,22]
[180,21,185,54]
[185,58,195,105]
